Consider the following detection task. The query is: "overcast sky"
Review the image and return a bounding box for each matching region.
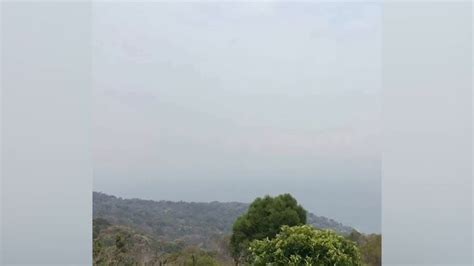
[92,2,381,233]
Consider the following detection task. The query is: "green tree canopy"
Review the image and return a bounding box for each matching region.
[249,225,362,266]
[230,194,307,263]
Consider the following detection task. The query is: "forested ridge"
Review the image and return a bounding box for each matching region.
[93,192,353,246]
[93,192,380,265]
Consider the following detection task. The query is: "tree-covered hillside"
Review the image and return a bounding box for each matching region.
[94,222,225,265]
[93,192,353,250]
[93,192,380,266]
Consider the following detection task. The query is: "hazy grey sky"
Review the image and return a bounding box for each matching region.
[92,2,381,233]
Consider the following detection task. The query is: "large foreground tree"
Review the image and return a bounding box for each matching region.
[249,225,362,266]
[230,194,307,264]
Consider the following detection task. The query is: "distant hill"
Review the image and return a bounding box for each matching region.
[93,191,354,250]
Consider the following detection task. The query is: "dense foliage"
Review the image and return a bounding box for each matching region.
[93,192,353,250]
[230,194,307,263]
[348,230,382,266]
[93,220,223,265]
[249,225,362,266]
[94,192,249,250]
[93,192,380,266]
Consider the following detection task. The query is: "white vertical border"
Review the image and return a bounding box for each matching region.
[1,1,92,264]
[0,0,3,264]
[382,1,472,264]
